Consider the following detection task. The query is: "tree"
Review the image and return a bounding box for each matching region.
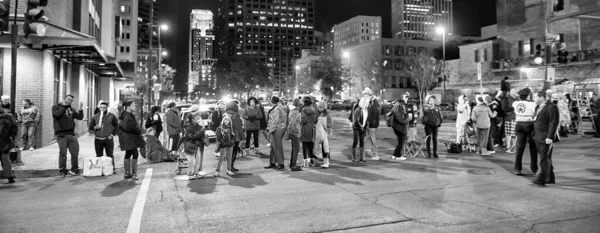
[310,55,347,100]
[214,57,270,98]
[403,52,444,110]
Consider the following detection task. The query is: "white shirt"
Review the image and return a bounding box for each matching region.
[513,100,537,122]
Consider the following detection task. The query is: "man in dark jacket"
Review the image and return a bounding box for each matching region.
[52,94,84,176]
[88,101,119,174]
[493,92,505,147]
[361,87,381,160]
[165,102,182,152]
[532,91,559,186]
[590,93,600,137]
[0,104,17,183]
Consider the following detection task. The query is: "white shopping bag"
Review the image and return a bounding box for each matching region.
[83,157,103,177]
[100,156,114,176]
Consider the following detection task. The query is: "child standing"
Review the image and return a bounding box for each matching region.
[214,114,235,176]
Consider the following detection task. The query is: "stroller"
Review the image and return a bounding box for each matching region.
[174,139,190,175]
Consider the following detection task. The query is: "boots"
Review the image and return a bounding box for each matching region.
[131,159,138,180]
[321,158,330,168]
[359,147,366,162]
[123,159,132,178]
[352,148,358,162]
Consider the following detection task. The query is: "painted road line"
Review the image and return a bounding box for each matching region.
[126,168,153,233]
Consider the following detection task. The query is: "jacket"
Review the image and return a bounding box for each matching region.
[366,98,381,128]
[210,109,224,131]
[300,104,318,142]
[471,104,496,129]
[226,110,245,142]
[118,110,146,151]
[513,100,537,122]
[557,100,571,125]
[182,121,206,155]
[267,105,287,133]
[88,111,118,139]
[488,100,501,125]
[533,101,559,144]
[258,105,267,130]
[405,103,417,128]
[165,109,182,136]
[456,96,471,128]
[52,103,84,135]
[242,106,263,131]
[17,106,40,124]
[287,107,301,137]
[391,105,409,134]
[352,106,366,131]
[422,104,443,127]
[0,112,18,153]
[145,114,163,135]
[502,95,517,121]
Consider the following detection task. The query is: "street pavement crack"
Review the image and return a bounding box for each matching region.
[522,214,600,233]
[317,219,415,233]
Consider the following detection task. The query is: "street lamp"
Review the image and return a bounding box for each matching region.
[160,24,169,31]
[161,50,168,57]
[436,26,447,101]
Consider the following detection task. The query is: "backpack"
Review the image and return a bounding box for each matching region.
[445,142,463,153]
[422,109,441,127]
[385,112,395,127]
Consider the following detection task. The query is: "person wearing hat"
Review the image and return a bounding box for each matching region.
[300,96,319,167]
[145,106,163,138]
[471,96,497,155]
[264,96,287,170]
[421,95,443,158]
[502,89,519,153]
[390,99,410,160]
[88,101,119,174]
[242,97,263,156]
[0,103,17,183]
[287,98,303,171]
[166,102,182,152]
[225,101,245,172]
[512,88,538,176]
[360,87,382,161]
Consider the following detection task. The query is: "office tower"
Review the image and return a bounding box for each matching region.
[138,0,160,49]
[391,0,453,40]
[216,0,316,93]
[190,9,217,95]
[333,15,382,53]
[117,0,139,63]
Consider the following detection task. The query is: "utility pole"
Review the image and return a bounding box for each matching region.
[10,0,18,114]
[147,0,154,117]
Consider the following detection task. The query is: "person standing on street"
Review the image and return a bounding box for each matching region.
[455,95,471,143]
[264,96,287,170]
[513,88,538,176]
[17,99,40,151]
[226,101,244,172]
[556,95,571,137]
[471,96,497,155]
[52,94,84,177]
[214,114,235,177]
[532,91,559,186]
[287,98,302,171]
[390,99,410,160]
[0,104,18,184]
[88,101,118,174]
[492,92,506,148]
[589,93,600,137]
[349,97,366,162]
[166,102,182,152]
[314,101,331,168]
[210,101,225,157]
[361,88,381,161]
[118,100,146,180]
[301,96,318,166]
[242,97,263,156]
[257,101,269,148]
[403,94,418,142]
[485,95,500,153]
[182,114,208,179]
[421,95,443,158]
[502,89,518,153]
[144,106,163,138]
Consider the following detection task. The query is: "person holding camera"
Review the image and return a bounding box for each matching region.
[52,94,84,177]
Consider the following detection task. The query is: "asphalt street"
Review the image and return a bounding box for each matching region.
[2,119,600,233]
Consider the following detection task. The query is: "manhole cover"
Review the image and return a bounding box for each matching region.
[466,169,496,175]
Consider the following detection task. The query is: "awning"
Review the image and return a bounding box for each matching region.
[0,20,124,78]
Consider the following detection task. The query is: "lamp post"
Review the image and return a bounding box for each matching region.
[436,26,447,102]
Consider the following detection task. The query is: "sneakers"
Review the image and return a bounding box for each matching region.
[291,166,302,171]
[371,156,381,161]
[226,170,235,176]
[197,171,208,176]
[489,150,496,154]
[69,170,79,176]
[321,158,330,168]
[214,151,220,157]
[398,156,407,161]
[505,149,515,153]
[19,147,24,151]
[494,144,501,148]
[213,171,220,177]
[515,170,523,176]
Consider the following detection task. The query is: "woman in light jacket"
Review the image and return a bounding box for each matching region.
[557,94,571,137]
[470,97,497,155]
[455,95,470,143]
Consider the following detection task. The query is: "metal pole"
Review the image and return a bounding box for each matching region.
[157,28,161,106]
[10,0,19,114]
[147,0,154,121]
[442,33,446,102]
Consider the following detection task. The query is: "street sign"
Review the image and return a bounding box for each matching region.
[547,67,555,82]
[477,62,482,80]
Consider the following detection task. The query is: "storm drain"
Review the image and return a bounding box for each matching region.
[466,169,496,175]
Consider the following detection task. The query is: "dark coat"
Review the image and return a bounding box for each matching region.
[258,105,267,130]
[533,101,559,144]
[226,110,245,142]
[391,105,410,134]
[366,98,381,128]
[182,121,206,155]
[300,104,318,142]
[352,106,366,131]
[118,110,146,151]
[210,109,224,131]
[88,111,119,138]
[502,95,516,121]
[144,114,163,136]
[52,103,84,135]
[242,106,263,131]
[165,109,181,136]
[0,112,18,153]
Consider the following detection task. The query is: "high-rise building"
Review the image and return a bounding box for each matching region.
[215,0,316,93]
[333,15,381,54]
[190,10,217,95]
[117,0,139,63]
[138,0,160,49]
[391,0,453,40]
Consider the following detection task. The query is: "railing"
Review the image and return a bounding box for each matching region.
[492,49,600,69]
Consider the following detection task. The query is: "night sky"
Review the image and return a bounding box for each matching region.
[160,0,496,91]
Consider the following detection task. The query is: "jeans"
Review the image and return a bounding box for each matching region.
[216,146,233,172]
[94,138,115,168]
[57,134,79,173]
[186,145,205,175]
[1,152,13,178]
[535,142,555,183]
[169,134,180,151]
[302,141,315,160]
[231,142,240,168]
[352,129,366,148]
[269,128,285,166]
[490,124,499,146]
[515,122,538,172]
[245,130,259,148]
[393,129,406,158]
[124,149,139,160]
[19,122,36,149]
[289,134,300,167]
[367,128,378,156]
[424,126,439,154]
[476,128,490,152]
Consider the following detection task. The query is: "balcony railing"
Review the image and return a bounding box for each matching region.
[492,48,600,70]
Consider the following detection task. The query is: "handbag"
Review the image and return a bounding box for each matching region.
[445,142,462,153]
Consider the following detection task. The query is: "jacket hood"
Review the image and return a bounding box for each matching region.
[226,101,239,113]
[457,95,466,105]
[119,110,134,120]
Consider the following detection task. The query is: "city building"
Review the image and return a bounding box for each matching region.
[215,0,316,94]
[0,0,124,147]
[342,38,441,100]
[333,15,381,54]
[391,0,453,40]
[117,0,139,63]
[138,0,160,50]
[445,0,600,98]
[189,10,217,96]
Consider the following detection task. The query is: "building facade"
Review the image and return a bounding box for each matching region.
[117,0,139,63]
[0,0,124,148]
[138,0,160,50]
[333,15,381,54]
[391,0,453,40]
[215,0,316,93]
[189,10,217,96]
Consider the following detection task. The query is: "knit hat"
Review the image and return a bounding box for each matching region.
[518,88,531,97]
[225,101,239,113]
[189,104,200,113]
[362,87,373,96]
[302,96,313,105]
[316,101,327,109]
[271,96,280,105]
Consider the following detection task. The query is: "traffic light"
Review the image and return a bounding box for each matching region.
[0,0,10,32]
[24,0,48,36]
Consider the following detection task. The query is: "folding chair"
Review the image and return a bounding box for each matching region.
[406,135,431,158]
